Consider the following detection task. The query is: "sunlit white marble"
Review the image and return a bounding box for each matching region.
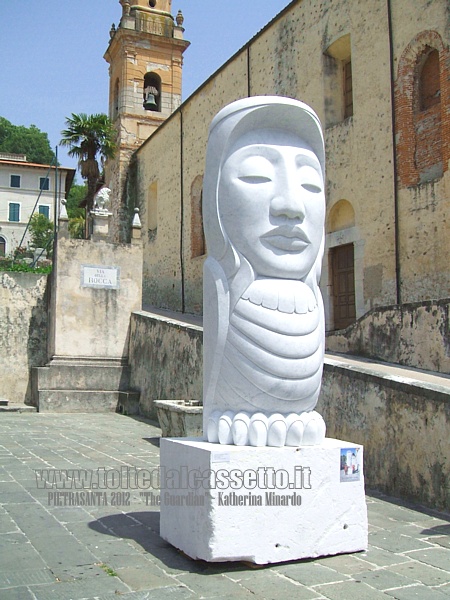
[203,97,327,446]
[92,186,112,213]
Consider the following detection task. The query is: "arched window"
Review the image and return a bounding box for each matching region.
[395,32,448,187]
[0,236,6,257]
[414,46,443,182]
[419,49,440,111]
[190,175,205,258]
[143,72,161,112]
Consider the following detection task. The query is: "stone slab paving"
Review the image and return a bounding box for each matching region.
[0,413,449,600]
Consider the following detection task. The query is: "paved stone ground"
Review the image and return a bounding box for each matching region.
[0,413,449,600]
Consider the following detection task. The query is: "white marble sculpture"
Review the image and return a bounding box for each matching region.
[92,186,112,213]
[203,97,327,447]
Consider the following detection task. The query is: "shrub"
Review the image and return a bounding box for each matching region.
[29,213,54,254]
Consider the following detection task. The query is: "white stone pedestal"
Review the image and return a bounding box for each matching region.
[160,437,368,564]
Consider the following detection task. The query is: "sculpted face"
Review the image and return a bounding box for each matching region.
[218,129,325,280]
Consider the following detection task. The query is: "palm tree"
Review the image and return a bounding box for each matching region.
[60,113,116,212]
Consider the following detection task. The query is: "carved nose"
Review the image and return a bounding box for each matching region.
[270,188,306,220]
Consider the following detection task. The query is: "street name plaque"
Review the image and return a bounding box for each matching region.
[81,265,120,290]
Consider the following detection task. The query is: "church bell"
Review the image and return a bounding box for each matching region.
[143,92,158,111]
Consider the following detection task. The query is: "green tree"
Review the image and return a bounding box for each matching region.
[0,117,11,146]
[0,116,55,164]
[65,180,86,239]
[66,182,87,218]
[60,113,116,211]
[68,216,85,240]
[29,213,54,253]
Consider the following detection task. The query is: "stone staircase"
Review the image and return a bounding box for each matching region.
[0,398,37,413]
[31,358,140,414]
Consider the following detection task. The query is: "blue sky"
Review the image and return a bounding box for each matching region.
[0,0,290,172]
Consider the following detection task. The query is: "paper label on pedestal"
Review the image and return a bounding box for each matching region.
[211,452,231,463]
[340,447,362,482]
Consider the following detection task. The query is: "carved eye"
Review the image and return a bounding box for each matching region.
[238,156,273,184]
[301,183,322,193]
[299,166,322,193]
[239,175,272,184]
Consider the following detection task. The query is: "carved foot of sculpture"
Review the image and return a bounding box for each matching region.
[206,410,326,447]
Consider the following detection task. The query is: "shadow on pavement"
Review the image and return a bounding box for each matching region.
[88,511,256,574]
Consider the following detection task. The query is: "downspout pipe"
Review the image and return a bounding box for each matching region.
[387,0,402,306]
[180,110,185,313]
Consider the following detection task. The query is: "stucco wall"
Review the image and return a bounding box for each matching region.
[129,310,203,418]
[0,272,48,404]
[326,299,450,374]
[139,114,183,311]
[399,181,450,304]
[181,55,250,314]
[49,232,142,360]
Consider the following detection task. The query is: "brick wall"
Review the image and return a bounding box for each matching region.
[395,30,450,187]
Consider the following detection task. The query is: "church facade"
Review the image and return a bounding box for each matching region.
[106,0,449,349]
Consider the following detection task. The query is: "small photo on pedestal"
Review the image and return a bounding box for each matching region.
[340,447,361,482]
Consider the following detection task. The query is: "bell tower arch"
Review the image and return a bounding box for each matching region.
[104,0,189,241]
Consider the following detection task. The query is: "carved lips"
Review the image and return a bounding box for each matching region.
[261,226,310,252]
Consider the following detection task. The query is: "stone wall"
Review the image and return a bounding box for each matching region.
[318,356,450,511]
[129,310,203,418]
[326,299,450,374]
[128,311,449,510]
[0,272,48,404]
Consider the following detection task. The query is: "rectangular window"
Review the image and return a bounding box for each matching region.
[39,177,50,191]
[39,205,50,219]
[344,60,353,119]
[9,203,20,222]
[10,175,21,188]
[323,34,352,127]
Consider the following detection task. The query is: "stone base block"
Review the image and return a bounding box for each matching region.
[160,437,367,564]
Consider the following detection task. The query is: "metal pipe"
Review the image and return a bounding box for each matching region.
[387,0,402,305]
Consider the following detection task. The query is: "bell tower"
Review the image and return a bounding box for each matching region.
[104,0,189,241]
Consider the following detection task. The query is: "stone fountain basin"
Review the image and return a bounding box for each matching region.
[154,399,203,438]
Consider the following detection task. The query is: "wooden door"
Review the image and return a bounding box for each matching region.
[331,244,356,330]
